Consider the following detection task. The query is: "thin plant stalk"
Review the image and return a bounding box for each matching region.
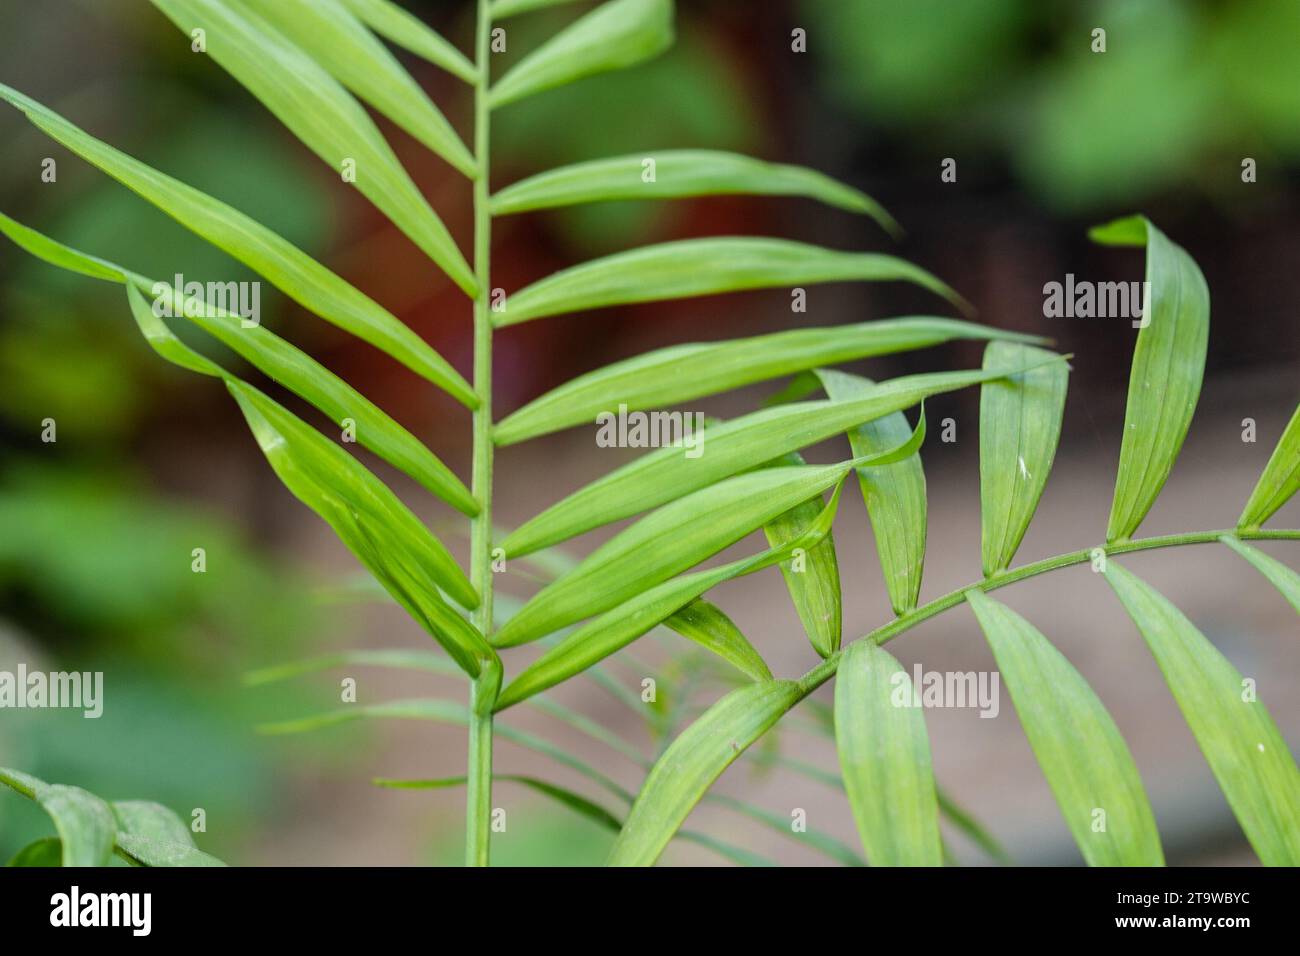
[798,527,1300,695]
[466,0,496,868]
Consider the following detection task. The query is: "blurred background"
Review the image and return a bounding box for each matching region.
[0,0,1297,865]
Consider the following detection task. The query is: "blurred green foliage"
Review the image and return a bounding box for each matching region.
[0,467,315,662]
[804,0,1300,211]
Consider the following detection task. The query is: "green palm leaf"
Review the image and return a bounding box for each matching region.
[1220,536,1300,614]
[342,0,477,83]
[818,369,928,615]
[227,382,490,672]
[663,601,774,682]
[1238,405,1300,530]
[834,640,943,866]
[762,450,843,658]
[1103,561,1300,865]
[979,342,1069,575]
[496,237,969,326]
[149,0,476,294]
[118,280,481,623]
[1090,216,1209,543]
[502,363,1049,556]
[2,214,475,511]
[0,87,474,402]
[607,680,804,866]
[250,0,476,176]
[490,0,674,109]
[490,149,899,235]
[495,429,920,647]
[965,590,1163,866]
[496,317,1034,444]
[495,489,840,708]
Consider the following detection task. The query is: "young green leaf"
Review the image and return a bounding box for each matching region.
[1220,536,1300,614]
[120,286,488,634]
[149,0,476,295]
[489,0,674,109]
[490,150,900,235]
[1238,405,1300,530]
[117,276,479,513]
[496,530,811,712]
[496,491,841,709]
[495,430,921,647]
[834,641,943,866]
[0,769,115,867]
[8,215,473,509]
[494,562,752,707]
[495,237,970,326]
[979,342,1069,575]
[496,317,1036,444]
[0,90,475,403]
[225,380,480,612]
[1103,560,1300,865]
[759,447,842,658]
[125,283,228,378]
[349,513,497,677]
[1090,216,1209,542]
[341,0,477,83]
[0,211,127,283]
[503,363,1030,556]
[7,838,63,867]
[112,801,194,848]
[269,484,489,683]
[762,451,842,658]
[818,369,927,615]
[663,600,773,682]
[249,0,476,176]
[964,590,1163,866]
[608,680,804,866]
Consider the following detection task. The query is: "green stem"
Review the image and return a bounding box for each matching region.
[465,0,495,868]
[798,527,1300,695]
